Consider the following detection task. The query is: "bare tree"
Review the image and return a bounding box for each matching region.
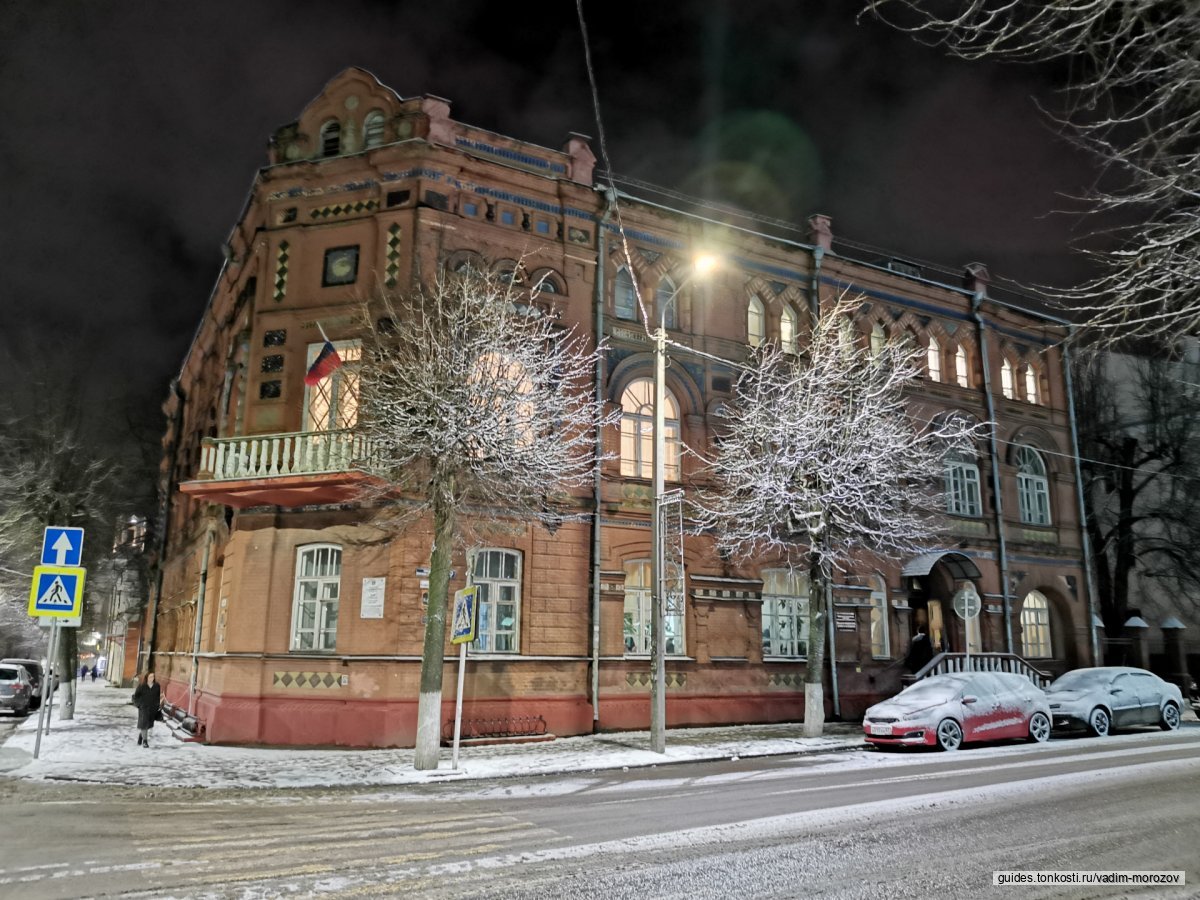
[1072,346,1200,653]
[693,299,978,736]
[356,266,617,769]
[863,0,1200,341]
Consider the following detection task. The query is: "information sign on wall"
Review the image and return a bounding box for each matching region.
[360,577,386,619]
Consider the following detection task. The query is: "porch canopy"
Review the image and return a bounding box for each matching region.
[900,550,982,582]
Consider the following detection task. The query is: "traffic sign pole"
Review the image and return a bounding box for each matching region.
[452,641,467,771]
[33,620,59,759]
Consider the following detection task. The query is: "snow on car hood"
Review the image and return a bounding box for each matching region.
[865,698,947,719]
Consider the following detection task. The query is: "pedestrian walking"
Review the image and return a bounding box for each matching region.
[90,665,98,682]
[904,626,933,674]
[131,672,162,747]
[79,664,88,680]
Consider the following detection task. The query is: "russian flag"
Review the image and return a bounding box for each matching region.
[304,340,343,385]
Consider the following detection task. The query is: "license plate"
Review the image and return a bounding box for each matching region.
[868,723,892,736]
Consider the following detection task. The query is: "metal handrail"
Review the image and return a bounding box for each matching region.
[910,651,1053,688]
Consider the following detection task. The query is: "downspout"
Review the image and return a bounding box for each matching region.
[189,525,215,717]
[1062,333,1102,664]
[591,187,617,728]
[971,293,1014,653]
[142,378,186,677]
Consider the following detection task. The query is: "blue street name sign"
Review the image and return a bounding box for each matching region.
[41,527,85,567]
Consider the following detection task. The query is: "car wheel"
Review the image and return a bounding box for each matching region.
[936,718,963,751]
[1027,711,1051,743]
[1160,703,1181,731]
[1087,707,1111,737]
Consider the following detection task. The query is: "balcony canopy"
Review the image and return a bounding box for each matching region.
[900,550,982,582]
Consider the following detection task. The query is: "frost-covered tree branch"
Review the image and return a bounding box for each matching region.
[863,0,1200,341]
[355,265,617,768]
[694,297,980,734]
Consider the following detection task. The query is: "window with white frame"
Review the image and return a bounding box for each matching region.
[945,450,983,517]
[319,120,341,157]
[656,275,678,330]
[1020,590,1052,658]
[747,296,765,347]
[927,337,942,381]
[623,560,685,655]
[614,267,637,321]
[363,110,386,148]
[870,322,886,358]
[620,378,680,480]
[869,574,890,658]
[304,339,361,432]
[1001,359,1016,399]
[1024,364,1040,404]
[470,549,521,653]
[291,545,341,651]
[781,304,799,354]
[955,346,970,387]
[761,568,809,658]
[1016,445,1051,525]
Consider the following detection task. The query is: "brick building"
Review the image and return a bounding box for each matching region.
[144,68,1096,747]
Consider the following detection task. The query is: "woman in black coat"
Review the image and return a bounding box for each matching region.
[131,672,162,747]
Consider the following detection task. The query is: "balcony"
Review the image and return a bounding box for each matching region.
[179,429,377,509]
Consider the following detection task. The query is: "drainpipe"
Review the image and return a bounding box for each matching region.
[591,187,617,728]
[1062,333,1102,665]
[188,525,215,717]
[971,293,1014,653]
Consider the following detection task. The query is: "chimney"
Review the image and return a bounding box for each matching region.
[963,262,990,296]
[807,214,833,252]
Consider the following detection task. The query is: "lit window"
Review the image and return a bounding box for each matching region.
[1020,590,1051,658]
[614,268,637,321]
[870,322,885,358]
[656,276,678,330]
[781,304,798,354]
[291,545,341,651]
[304,340,361,432]
[869,574,890,658]
[747,296,765,347]
[1016,445,1051,525]
[363,111,386,148]
[624,560,685,655]
[945,451,982,517]
[620,379,680,481]
[955,346,970,387]
[319,120,341,157]
[1024,364,1040,404]
[1001,359,1015,399]
[927,337,942,381]
[761,568,809,658]
[470,549,521,653]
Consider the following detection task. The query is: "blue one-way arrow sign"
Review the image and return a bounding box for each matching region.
[41,527,84,567]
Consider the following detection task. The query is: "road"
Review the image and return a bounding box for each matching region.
[1,729,1197,899]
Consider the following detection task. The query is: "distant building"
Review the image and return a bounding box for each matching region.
[143,68,1095,747]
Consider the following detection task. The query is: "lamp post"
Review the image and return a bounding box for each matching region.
[650,253,717,753]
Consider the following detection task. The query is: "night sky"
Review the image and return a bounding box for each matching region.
[0,1,1098,478]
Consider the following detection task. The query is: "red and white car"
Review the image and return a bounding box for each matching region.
[863,671,1052,751]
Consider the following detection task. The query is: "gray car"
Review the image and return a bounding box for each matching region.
[1046,666,1184,736]
[0,663,34,716]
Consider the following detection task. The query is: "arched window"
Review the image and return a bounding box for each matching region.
[319,120,341,157]
[945,449,982,517]
[1024,364,1040,404]
[870,322,886,358]
[1016,445,1051,525]
[624,559,685,655]
[927,337,942,381]
[363,110,386,148]
[656,275,678,330]
[781,304,798,354]
[620,378,680,481]
[761,568,809,658]
[291,544,341,651]
[955,346,970,387]
[869,574,890,658]
[1020,590,1052,658]
[469,548,522,653]
[614,268,637,321]
[747,296,765,347]
[1001,359,1015,399]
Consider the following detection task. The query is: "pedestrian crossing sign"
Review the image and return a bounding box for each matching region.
[28,565,86,618]
[451,587,478,645]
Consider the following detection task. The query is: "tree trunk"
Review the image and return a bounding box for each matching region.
[59,625,78,720]
[802,554,827,738]
[413,477,456,770]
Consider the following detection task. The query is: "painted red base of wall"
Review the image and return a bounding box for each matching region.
[597,692,809,732]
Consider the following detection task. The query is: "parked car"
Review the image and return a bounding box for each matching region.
[0,659,50,711]
[0,663,34,716]
[1046,666,1184,736]
[863,671,1052,751]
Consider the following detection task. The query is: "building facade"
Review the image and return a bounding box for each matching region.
[144,68,1096,747]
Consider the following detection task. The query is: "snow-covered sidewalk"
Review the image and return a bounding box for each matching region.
[0,680,863,789]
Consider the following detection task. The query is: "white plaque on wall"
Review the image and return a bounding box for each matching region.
[361,577,386,619]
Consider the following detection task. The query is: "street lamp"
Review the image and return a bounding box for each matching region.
[650,252,718,753]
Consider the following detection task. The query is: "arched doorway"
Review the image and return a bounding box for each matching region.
[900,551,984,656]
